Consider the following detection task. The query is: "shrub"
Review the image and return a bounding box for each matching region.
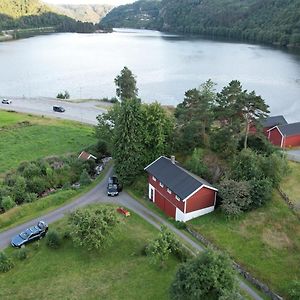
[32,241,40,250]
[288,280,300,300]
[24,192,38,203]
[15,248,29,260]
[174,221,187,230]
[249,178,273,209]
[184,148,210,179]
[218,179,251,217]
[0,252,14,273]
[146,225,180,267]
[170,249,238,300]
[46,230,62,249]
[2,196,16,211]
[79,169,91,186]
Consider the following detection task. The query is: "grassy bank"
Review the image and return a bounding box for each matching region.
[0,161,112,233]
[188,191,300,298]
[0,207,178,300]
[0,111,96,174]
[281,161,300,207]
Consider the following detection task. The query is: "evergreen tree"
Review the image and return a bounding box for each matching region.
[114,66,138,102]
[113,98,145,185]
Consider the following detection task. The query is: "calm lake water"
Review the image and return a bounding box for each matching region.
[0,29,299,122]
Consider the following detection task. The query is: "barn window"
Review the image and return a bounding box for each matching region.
[175,195,180,201]
[167,188,172,194]
[159,182,164,188]
[152,176,157,182]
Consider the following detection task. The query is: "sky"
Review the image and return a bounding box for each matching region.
[44,0,134,5]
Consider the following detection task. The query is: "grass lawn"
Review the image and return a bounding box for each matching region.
[0,206,178,300]
[188,191,300,298]
[280,161,300,207]
[0,111,96,174]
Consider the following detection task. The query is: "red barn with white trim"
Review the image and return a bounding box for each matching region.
[144,156,218,222]
[268,122,300,148]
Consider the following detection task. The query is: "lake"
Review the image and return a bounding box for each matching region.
[0,29,299,122]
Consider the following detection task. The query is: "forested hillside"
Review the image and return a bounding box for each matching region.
[100,0,300,47]
[51,4,112,24]
[0,0,99,33]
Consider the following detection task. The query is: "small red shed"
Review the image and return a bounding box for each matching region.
[267,122,300,148]
[144,156,218,222]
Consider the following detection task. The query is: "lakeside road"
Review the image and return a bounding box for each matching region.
[0,97,108,125]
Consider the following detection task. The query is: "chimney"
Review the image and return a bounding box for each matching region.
[171,155,175,164]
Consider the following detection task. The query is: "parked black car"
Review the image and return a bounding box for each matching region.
[53,105,65,112]
[107,176,122,196]
[11,221,48,248]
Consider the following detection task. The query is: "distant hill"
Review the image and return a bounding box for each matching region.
[51,4,113,24]
[100,0,300,48]
[0,0,101,33]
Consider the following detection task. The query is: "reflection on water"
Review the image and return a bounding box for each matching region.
[0,28,299,122]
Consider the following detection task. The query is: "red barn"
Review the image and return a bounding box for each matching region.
[267,122,300,148]
[249,115,288,135]
[144,156,218,222]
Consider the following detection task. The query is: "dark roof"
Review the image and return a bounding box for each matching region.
[277,122,300,137]
[144,156,216,200]
[262,115,288,128]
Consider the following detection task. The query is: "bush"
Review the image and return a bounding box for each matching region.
[174,221,187,230]
[2,196,16,211]
[249,178,273,209]
[184,148,210,179]
[56,90,70,99]
[288,280,300,300]
[218,179,251,217]
[0,252,14,273]
[32,241,40,250]
[170,249,238,300]
[15,248,29,260]
[46,231,62,249]
[173,245,192,262]
[24,192,38,203]
[79,169,91,186]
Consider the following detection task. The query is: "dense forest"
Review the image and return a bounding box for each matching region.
[0,0,103,33]
[100,0,300,48]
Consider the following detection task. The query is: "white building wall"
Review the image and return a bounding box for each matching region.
[175,206,215,222]
[148,184,155,202]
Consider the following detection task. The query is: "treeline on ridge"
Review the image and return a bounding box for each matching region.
[100,0,300,48]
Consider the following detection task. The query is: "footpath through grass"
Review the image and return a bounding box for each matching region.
[0,208,178,300]
[188,191,300,298]
[0,111,96,174]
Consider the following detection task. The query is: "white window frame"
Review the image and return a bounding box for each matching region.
[167,188,172,194]
[159,182,164,188]
[152,176,157,182]
[175,195,180,201]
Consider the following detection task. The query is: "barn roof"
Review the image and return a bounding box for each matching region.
[277,122,300,137]
[78,151,97,160]
[262,115,288,128]
[144,156,217,200]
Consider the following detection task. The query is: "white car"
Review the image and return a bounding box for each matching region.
[2,99,12,104]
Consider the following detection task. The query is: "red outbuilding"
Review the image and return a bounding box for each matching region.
[144,156,218,222]
[267,122,300,148]
[249,115,288,135]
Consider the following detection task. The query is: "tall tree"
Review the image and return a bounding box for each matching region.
[114,66,139,101]
[175,79,216,150]
[241,91,269,149]
[113,98,145,185]
[143,102,174,163]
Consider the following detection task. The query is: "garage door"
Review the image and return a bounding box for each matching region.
[155,190,176,219]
